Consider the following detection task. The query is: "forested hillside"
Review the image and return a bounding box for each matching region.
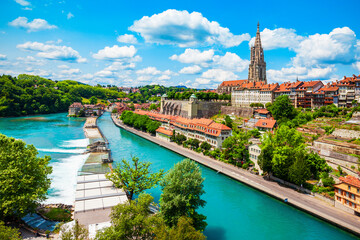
[0,74,125,117]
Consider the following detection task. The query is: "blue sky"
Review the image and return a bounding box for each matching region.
[0,0,359,88]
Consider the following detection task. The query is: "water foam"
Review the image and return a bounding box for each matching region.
[61,138,90,148]
[38,148,87,154]
[45,153,90,205]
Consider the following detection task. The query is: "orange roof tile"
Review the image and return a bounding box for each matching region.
[255,109,269,114]
[220,79,247,87]
[339,175,360,188]
[255,119,277,129]
[156,127,173,136]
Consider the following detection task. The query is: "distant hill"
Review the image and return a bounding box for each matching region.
[0,74,125,117]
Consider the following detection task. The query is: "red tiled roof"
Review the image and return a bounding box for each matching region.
[69,102,83,108]
[220,79,247,87]
[339,175,360,188]
[156,127,173,136]
[255,109,269,114]
[255,119,277,129]
[301,80,322,87]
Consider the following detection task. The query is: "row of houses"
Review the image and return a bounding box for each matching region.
[68,102,106,117]
[227,74,360,109]
[134,109,232,148]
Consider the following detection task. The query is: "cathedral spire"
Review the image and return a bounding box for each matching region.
[255,22,262,48]
[248,22,267,84]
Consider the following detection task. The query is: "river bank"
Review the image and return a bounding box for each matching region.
[111,114,360,237]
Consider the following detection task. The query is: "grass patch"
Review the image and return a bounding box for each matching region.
[38,207,72,222]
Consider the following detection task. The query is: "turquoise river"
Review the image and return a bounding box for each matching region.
[0,112,359,240]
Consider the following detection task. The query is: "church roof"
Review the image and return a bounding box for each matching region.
[219,79,247,87]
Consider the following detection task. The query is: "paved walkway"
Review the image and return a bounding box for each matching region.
[111,115,360,237]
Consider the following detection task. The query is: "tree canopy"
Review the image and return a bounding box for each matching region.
[96,193,206,240]
[160,159,207,231]
[267,95,298,123]
[258,126,330,185]
[0,134,52,220]
[0,221,21,240]
[106,156,164,201]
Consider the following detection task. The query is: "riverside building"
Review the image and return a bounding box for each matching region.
[134,109,232,148]
[334,175,360,216]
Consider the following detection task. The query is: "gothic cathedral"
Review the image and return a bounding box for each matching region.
[248,22,267,84]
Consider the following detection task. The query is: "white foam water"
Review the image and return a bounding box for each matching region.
[38,148,87,154]
[61,138,90,148]
[45,153,90,205]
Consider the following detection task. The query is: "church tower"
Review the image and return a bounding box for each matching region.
[248,22,267,84]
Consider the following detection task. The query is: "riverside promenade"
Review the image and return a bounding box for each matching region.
[111,114,360,237]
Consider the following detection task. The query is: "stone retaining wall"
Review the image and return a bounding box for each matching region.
[332,129,360,139]
[313,140,360,155]
[220,106,253,118]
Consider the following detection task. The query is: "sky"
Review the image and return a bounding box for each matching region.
[0,0,359,89]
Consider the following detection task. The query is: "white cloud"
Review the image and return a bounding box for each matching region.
[117,34,138,44]
[93,45,137,60]
[67,12,74,20]
[15,0,30,6]
[179,65,202,74]
[249,28,304,50]
[17,41,87,63]
[16,56,45,65]
[195,68,238,87]
[214,52,249,72]
[58,64,69,69]
[158,75,171,80]
[136,67,161,75]
[267,66,334,83]
[293,27,357,66]
[22,7,32,10]
[130,9,250,47]
[94,70,115,78]
[104,62,136,71]
[0,54,7,60]
[60,68,81,75]
[9,17,57,32]
[353,62,360,72]
[170,49,214,64]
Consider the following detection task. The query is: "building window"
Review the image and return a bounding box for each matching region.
[348,186,351,191]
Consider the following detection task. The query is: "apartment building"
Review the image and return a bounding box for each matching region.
[334,175,360,216]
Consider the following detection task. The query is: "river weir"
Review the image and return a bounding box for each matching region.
[74,116,127,226]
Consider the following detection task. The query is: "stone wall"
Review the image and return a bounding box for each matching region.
[332,129,360,139]
[161,99,228,118]
[313,140,360,155]
[220,106,253,118]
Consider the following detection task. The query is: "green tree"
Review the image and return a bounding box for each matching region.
[106,156,164,201]
[96,193,159,240]
[0,221,21,240]
[0,134,52,220]
[289,156,311,186]
[221,131,249,167]
[89,96,98,104]
[160,159,207,231]
[268,95,297,123]
[155,216,206,240]
[200,141,211,151]
[60,220,89,240]
[224,115,233,128]
[258,126,305,181]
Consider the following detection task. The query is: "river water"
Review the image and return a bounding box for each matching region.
[0,112,358,239]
